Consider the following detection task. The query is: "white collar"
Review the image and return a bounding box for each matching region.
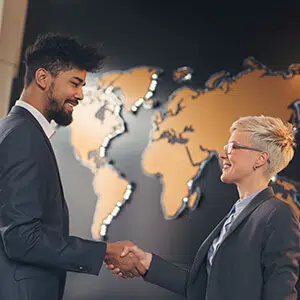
[15,100,56,139]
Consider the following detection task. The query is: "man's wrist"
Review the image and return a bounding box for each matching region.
[106,242,112,253]
[105,242,116,259]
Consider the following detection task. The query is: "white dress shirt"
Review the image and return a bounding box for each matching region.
[15,100,55,139]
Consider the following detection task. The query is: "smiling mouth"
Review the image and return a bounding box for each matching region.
[65,100,79,108]
[223,163,232,170]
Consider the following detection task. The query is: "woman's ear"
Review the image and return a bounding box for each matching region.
[257,151,270,167]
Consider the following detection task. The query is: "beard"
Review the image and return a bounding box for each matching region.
[45,82,73,126]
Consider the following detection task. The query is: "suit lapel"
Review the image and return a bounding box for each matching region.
[9,106,70,232]
[10,106,55,154]
[189,215,227,284]
[218,187,274,246]
[189,187,274,284]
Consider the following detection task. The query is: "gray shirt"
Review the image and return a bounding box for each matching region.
[207,188,266,274]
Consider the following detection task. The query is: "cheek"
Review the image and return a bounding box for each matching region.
[234,159,254,174]
[58,86,73,98]
[52,89,64,101]
[229,155,252,173]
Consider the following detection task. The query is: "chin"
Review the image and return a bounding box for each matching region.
[220,173,233,184]
[56,118,73,127]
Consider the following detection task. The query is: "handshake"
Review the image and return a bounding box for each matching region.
[105,241,152,278]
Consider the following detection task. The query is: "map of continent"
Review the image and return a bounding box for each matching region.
[70,67,161,239]
[142,57,300,219]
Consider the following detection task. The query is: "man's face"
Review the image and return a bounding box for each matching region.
[45,68,87,126]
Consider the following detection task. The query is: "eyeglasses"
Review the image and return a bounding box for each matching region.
[224,141,270,163]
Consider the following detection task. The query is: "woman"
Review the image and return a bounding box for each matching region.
[108,115,300,300]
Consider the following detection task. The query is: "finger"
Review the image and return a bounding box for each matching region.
[130,267,140,277]
[129,246,144,259]
[130,245,139,254]
[121,245,138,257]
[106,264,115,270]
[112,268,121,275]
[130,245,138,252]
[121,246,129,257]
[125,272,134,278]
[136,261,147,275]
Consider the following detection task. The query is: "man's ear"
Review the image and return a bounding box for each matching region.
[35,68,51,89]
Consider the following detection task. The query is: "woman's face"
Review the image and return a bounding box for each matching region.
[219,130,263,185]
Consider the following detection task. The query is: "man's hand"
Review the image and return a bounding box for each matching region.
[105,241,147,278]
[106,244,152,278]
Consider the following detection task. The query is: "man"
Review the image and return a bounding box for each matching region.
[0,33,145,300]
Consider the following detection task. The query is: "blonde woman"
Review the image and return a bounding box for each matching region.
[109,116,300,300]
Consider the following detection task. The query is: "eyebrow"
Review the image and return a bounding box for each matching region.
[73,76,86,86]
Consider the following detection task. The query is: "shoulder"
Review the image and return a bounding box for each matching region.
[0,115,46,158]
[263,197,297,219]
[0,114,29,139]
[259,197,300,254]
[261,197,299,233]
[253,196,299,231]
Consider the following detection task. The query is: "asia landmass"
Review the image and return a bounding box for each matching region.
[143,57,300,218]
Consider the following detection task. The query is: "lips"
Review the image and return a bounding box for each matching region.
[64,99,79,113]
[65,99,79,107]
[223,163,232,170]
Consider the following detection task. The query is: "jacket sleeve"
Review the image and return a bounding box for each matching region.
[0,125,106,275]
[261,201,300,300]
[143,253,189,297]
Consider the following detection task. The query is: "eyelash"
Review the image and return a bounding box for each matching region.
[72,82,79,87]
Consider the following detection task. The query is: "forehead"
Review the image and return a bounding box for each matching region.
[229,130,251,144]
[57,68,87,81]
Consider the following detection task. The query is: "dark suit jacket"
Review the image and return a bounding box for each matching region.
[144,187,300,300]
[0,106,106,300]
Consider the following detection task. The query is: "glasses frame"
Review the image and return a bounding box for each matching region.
[224,141,270,163]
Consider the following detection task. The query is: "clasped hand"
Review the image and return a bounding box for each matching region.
[105,241,151,278]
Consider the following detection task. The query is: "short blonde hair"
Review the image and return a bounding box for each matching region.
[230,116,296,179]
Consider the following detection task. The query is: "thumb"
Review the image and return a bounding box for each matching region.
[121,246,129,257]
[128,245,143,259]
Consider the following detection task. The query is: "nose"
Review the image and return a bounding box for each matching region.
[219,149,227,160]
[75,88,84,101]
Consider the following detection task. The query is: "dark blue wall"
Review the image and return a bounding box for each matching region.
[10,1,300,299]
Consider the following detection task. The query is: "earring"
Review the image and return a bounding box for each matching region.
[253,165,257,170]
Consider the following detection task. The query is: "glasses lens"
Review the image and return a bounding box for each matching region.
[224,144,228,154]
[227,142,233,154]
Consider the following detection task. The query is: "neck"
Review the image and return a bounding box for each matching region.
[20,87,50,122]
[236,176,269,199]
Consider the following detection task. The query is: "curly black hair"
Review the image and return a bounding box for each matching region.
[24,33,105,86]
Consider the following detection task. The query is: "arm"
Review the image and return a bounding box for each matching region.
[144,253,189,297]
[261,201,300,300]
[0,126,106,275]
[113,245,189,297]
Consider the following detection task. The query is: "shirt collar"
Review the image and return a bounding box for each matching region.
[15,100,56,139]
[234,187,267,215]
